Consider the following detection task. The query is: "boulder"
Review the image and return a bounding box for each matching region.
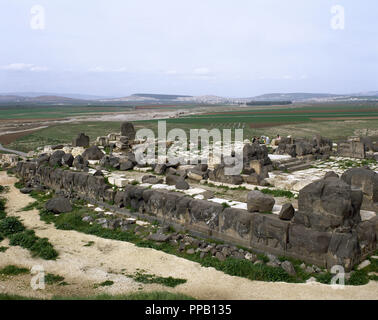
[93,170,104,177]
[279,203,295,221]
[72,133,89,148]
[36,154,50,166]
[49,150,65,167]
[120,160,135,171]
[294,177,362,232]
[209,164,244,185]
[281,261,296,276]
[82,146,104,161]
[121,122,136,140]
[62,153,74,167]
[326,232,361,271]
[166,174,181,186]
[73,155,84,169]
[176,179,190,190]
[100,156,120,169]
[45,197,72,214]
[324,171,339,180]
[148,233,171,242]
[247,190,275,213]
[142,175,163,184]
[341,167,378,206]
[154,164,167,175]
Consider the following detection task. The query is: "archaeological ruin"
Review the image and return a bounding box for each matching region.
[8,122,377,272]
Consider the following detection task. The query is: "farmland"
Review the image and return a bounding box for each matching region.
[2,102,378,152]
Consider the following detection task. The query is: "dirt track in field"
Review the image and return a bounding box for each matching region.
[0,171,377,300]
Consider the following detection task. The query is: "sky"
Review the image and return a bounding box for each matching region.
[0,0,377,97]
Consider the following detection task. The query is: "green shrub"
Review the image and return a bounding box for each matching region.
[14,181,25,189]
[0,217,25,236]
[347,270,369,286]
[45,273,65,285]
[0,265,29,276]
[9,230,37,249]
[30,238,58,260]
[260,188,295,199]
[127,271,187,288]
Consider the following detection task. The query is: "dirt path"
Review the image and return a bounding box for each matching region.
[0,172,377,300]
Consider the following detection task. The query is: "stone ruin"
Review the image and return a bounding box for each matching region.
[15,158,377,271]
[337,136,378,160]
[275,134,333,159]
[4,121,378,271]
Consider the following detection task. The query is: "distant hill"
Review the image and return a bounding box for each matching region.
[251,92,341,101]
[0,91,377,106]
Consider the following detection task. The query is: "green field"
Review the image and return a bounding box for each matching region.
[0,105,134,120]
[3,102,378,152]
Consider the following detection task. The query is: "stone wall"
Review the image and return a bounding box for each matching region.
[16,161,377,271]
[337,141,366,159]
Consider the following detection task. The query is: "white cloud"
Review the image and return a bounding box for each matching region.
[88,66,128,73]
[0,63,48,72]
[165,70,178,75]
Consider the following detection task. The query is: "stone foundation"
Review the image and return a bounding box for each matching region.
[16,161,377,271]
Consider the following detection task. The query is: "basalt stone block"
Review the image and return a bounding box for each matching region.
[341,167,378,205]
[49,150,65,167]
[45,197,72,214]
[247,190,275,213]
[164,192,186,218]
[188,199,223,230]
[142,175,163,184]
[166,174,181,186]
[72,133,89,148]
[114,191,127,207]
[288,223,331,255]
[100,156,120,169]
[154,164,167,175]
[251,214,289,250]
[176,179,190,190]
[209,164,244,185]
[120,160,135,171]
[36,154,50,167]
[82,146,104,161]
[326,232,361,271]
[147,190,169,216]
[294,177,362,232]
[220,208,254,240]
[121,122,136,140]
[279,203,295,221]
[62,153,74,167]
[356,220,377,255]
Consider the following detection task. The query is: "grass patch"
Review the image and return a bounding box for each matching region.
[0,246,8,252]
[45,273,65,285]
[14,181,25,190]
[95,280,114,288]
[0,291,195,300]
[259,188,295,199]
[0,265,29,276]
[84,241,95,247]
[126,270,187,288]
[0,217,25,236]
[20,201,39,212]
